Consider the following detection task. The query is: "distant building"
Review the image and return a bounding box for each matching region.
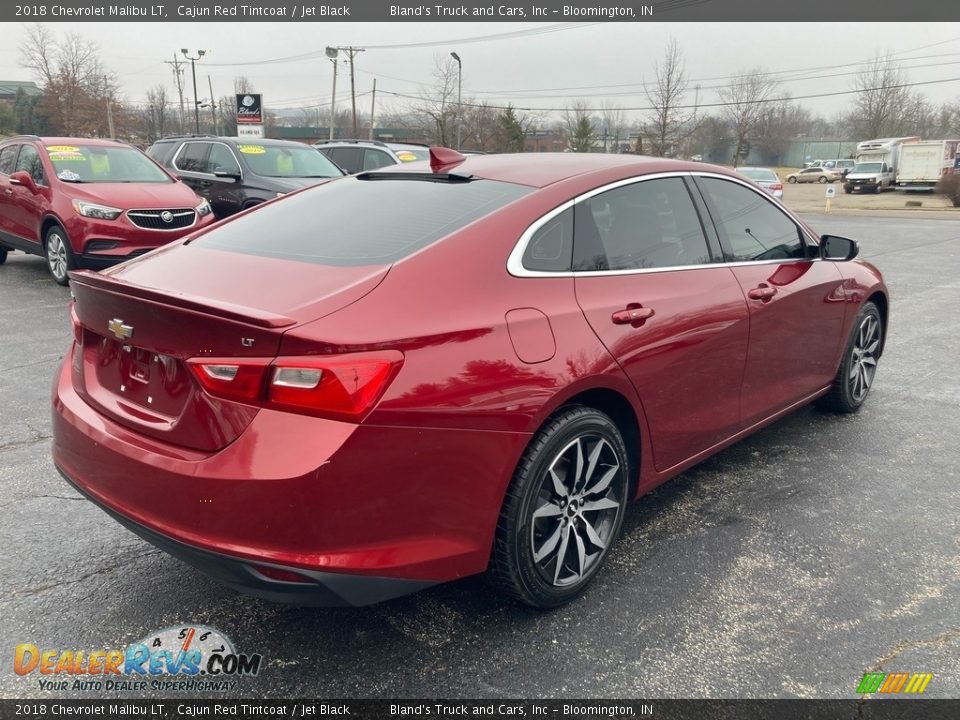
[0,81,41,105]
[525,129,565,153]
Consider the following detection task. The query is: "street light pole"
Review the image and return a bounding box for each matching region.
[181,48,206,134]
[325,47,338,140]
[450,52,462,151]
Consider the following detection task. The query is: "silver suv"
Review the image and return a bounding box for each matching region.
[314,140,430,174]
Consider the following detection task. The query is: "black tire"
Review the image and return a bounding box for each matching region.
[818,175,828,184]
[844,186,852,194]
[874,184,882,194]
[488,406,630,608]
[787,177,797,184]
[817,301,882,413]
[44,225,75,286]
[0,246,7,265]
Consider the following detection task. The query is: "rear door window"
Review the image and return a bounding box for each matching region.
[327,147,363,174]
[0,145,18,175]
[362,149,396,171]
[193,177,531,266]
[175,142,210,173]
[573,177,715,271]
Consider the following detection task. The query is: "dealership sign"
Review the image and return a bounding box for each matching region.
[236,94,263,124]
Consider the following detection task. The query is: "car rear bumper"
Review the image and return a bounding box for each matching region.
[56,465,435,606]
[52,350,529,601]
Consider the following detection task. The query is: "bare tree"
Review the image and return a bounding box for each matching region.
[753,100,811,165]
[142,84,172,142]
[233,76,256,94]
[848,54,911,139]
[717,67,780,167]
[644,39,697,156]
[599,102,627,153]
[562,101,595,152]
[409,54,460,146]
[20,24,116,135]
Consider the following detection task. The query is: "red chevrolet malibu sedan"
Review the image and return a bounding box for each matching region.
[52,150,888,607]
[0,136,215,284]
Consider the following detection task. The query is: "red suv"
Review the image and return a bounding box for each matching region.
[0,136,215,285]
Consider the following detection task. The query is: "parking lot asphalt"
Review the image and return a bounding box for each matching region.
[0,213,958,700]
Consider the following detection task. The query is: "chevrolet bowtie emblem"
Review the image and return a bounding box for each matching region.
[108,318,134,340]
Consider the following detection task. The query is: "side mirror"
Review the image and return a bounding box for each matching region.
[9,170,38,194]
[820,234,859,261]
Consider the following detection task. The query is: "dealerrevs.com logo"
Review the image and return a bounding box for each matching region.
[14,625,263,693]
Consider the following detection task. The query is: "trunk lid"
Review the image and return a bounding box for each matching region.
[69,246,389,451]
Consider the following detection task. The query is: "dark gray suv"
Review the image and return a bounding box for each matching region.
[147,136,344,219]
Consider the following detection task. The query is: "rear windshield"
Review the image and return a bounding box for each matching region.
[193,177,531,265]
[46,144,171,183]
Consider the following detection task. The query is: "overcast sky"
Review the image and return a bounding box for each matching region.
[0,22,957,122]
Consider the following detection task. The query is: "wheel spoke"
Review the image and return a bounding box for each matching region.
[532,500,563,520]
[573,529,586,580]
[849,363,859,380]
[533,522,563,563]
[573,438,585,491]
[582,464,618,497]
[864,339,879,355]
[553,524,571,585]
[862,356,877,368]
[581,497,619,513]
[584,439,606,490]
[581,516,606,550]
[549,468,567,499]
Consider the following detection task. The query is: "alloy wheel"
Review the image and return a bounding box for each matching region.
[47,232,68,282]
[530,434,623,588]
[849,314,880,402]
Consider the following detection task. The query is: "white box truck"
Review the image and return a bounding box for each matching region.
[844,137,920,194]
[897,140,960,191]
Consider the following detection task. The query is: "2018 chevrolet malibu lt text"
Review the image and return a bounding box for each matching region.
[52,150,888,608]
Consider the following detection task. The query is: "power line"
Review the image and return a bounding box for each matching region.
[378,76,960,113]
[199,23,599,67]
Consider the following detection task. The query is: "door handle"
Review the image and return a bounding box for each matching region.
[612,304,655,327]
[747,284,778,302]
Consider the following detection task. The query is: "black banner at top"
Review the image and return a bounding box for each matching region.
[3,0,959,22]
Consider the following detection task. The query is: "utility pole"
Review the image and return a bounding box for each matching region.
[342,47,364,137]
[450,52,462,151]
[165,54,187,134]
[207,75,217,134]
[369,79,376,140]
[181,48,206,134]
[325,47,338,140]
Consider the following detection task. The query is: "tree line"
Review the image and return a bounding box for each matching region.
[7,26,960,165]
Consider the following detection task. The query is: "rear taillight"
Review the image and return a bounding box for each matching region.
[771,183,783,191]
[188,359,270,404]
[186,350,403,422]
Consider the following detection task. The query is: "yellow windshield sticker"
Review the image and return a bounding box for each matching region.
[49,152,86,162]
[237,145,266,155]
[46,145,81,153]
[396,151,419,163]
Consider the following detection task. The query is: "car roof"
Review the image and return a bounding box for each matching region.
[380,153,726,189]
[37,137,131,147]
